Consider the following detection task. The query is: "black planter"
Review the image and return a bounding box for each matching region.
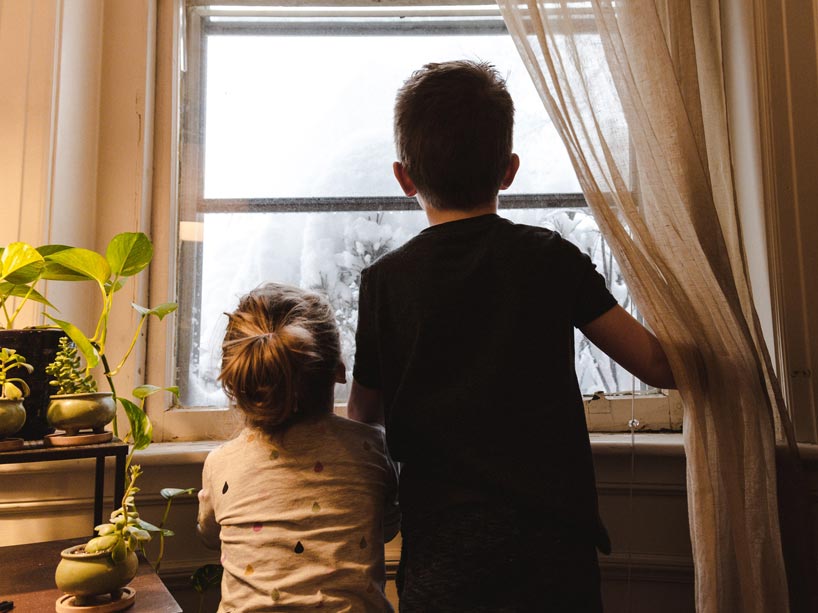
[0,328,65,440]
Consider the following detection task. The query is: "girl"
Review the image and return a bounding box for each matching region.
[197,283,399,612]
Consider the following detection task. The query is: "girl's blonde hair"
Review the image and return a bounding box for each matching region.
[219,283,341,434]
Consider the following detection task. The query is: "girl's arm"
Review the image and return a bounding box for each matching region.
[196,457,221,550]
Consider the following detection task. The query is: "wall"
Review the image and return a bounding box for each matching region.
[0,0,60,328]
[0,437,701,612]
[752,0,818,442]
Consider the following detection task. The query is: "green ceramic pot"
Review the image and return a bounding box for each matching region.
[55,544,138,605]
[47,392,116,436]
[0,398,26,438]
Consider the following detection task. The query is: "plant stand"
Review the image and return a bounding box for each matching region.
[56,587,136,613]
[0,437,127,529]
[0,438,23,451]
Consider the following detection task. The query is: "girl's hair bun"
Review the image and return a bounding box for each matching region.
[219,283,340,433]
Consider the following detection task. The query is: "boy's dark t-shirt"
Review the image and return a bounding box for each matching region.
[353,213,617,544]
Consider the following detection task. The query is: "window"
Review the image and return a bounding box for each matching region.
[174,2,677,431]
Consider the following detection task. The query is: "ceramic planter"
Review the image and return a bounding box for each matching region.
[0,398,26,438]
[55,544,138,605]
[0,328,65,439]
[47,392,116,436]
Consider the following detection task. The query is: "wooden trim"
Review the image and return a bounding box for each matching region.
[752,0,818,442]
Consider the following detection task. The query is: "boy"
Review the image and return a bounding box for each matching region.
[349,60,675,612]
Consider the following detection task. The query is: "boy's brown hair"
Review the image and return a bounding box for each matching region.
[219,283,340,434]
[394,60,514,210]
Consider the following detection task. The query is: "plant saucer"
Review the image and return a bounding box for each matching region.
[55,587,136,612]
[45,431,113,447]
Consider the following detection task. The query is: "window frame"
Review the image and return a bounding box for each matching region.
[148,0,677,442]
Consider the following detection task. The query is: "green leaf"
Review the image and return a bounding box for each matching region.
[38,245,91,281]
[44,247,110,285]
[133,517,161,532]
[134,519,175,537]
[119,397,153,450]
[104,279,125,294]
[125,526,151,540]
[2,381,24,399]
[85,534,120,553]
[132,302,178,320]
[131,384,162,399]
[132,384,179,400]
[0,282,56,308]
[160,487,197,500]
[45,315,98,368]
[36,245,72,256]
[95,523,116,536]
[191,564,224,594]
[1,243,44,284]
[106,233,153,278]
[111,537,128,562]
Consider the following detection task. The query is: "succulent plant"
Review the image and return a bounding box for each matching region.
[0,347,33,400]
[46,336,98,395]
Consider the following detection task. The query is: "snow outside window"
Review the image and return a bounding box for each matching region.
[177,4,648,412]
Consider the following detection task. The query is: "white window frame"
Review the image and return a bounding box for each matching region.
[145,0,680,442]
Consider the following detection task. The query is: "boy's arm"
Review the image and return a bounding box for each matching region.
[580,305,676,389]
[348,379,385,425]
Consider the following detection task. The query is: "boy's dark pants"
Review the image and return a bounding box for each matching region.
[397,503,603,613]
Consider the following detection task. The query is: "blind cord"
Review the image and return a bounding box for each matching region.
[626,373,638,612]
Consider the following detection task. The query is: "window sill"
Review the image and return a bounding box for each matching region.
[8,432,818,476]
[136,433,690,466]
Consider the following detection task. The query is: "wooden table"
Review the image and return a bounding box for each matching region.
[0,538,182,612]
[0,438,128,530]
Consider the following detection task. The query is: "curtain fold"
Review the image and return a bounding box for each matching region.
[496,1,801,611]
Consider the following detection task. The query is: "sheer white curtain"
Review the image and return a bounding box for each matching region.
[496,1,798,611]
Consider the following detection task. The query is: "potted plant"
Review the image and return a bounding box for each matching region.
[0,348,33,451]
[45,336,116,442]
[0,242,71,439]
[39,231,197,605]
[54,385,194,609]
[41,232,176,443]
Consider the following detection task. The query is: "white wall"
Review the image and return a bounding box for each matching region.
[0,0,60,328]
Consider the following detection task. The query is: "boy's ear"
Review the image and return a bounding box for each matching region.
[393,162,418,197]
[335,362,347,384]
[499,153,520,191]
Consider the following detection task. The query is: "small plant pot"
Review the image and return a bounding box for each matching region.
[55,544,138,605]
[0,398,26,438]
[47,392,116,436]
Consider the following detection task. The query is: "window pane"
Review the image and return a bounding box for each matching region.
[202,25,580,199]
[182,208,635,407]
[178,10,640,409]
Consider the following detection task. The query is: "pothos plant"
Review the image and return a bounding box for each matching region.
[42,232,177,436]
[86,383,195,572]
[39,232,195,568]
[0,242,57,330]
